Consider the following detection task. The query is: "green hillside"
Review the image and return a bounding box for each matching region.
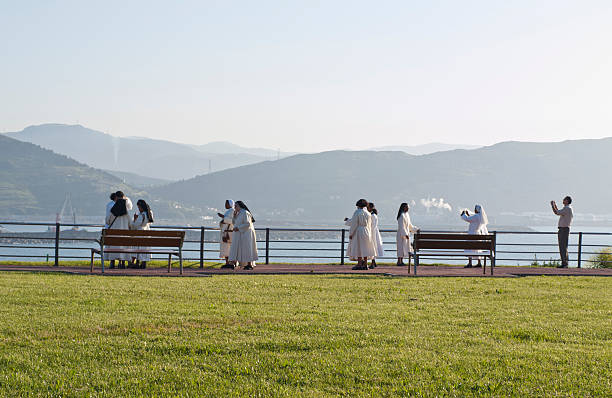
[0,135,133,216]
[0,135,201,221]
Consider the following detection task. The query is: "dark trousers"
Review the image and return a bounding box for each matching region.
[558,227,570,266]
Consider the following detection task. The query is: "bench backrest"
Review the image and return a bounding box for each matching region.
[414,233,495,251]
[101,229,185,248]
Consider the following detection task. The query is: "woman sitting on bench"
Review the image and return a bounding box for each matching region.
[129,199,154,269]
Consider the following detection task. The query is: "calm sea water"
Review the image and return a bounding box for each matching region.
[1,225,611,267]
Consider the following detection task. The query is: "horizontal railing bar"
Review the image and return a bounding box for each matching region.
[0,236,59,240]
[262,240,341,244]
[0,254,50,258]
[265,248,339,252]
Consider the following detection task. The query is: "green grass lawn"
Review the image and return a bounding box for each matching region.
[0,274,610,397]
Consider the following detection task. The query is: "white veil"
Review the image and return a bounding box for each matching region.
[475,204,488,225]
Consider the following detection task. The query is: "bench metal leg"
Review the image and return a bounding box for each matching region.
[491,256,495,276]
[168,254,171,273]
[100,247,105,274]
[483,256,486,275]
[408,253,411,274]
[414,254,418,276]
[179,249,183,275]
[90,250,94,273]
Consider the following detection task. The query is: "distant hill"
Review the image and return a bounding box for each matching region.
[0,135,199,221]
[4,124,272,180]
[103,170,170,188]
[149,138,612,226]
[370,143,480,155]
[192,141,296,158]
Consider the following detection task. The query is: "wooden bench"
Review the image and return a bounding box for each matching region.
[413,232,496,275]
[91,229,186,274]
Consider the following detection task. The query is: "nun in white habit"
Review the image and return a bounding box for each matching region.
[129,199,153,269]
[346,199,376,270]
[105,191,133,268]
[396,202,418,266]
[229,201,258,270]
[367,202,384,268]
[461,204,489,268]
[218,200,235,267]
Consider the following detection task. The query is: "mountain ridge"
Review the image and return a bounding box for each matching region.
[149,137,612,225]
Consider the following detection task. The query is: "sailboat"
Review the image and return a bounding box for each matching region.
[48,194,79,231]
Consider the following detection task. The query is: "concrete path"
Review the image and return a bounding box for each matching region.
[1,264,611,277]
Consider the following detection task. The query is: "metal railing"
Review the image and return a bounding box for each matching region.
[0,221,611,268]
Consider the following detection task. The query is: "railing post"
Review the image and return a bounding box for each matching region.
[54,222,60,267]
[492,231,497,276]
[577,232,583,268]
[340,229,345,265]
[265,228,270,265]
[199,227,205,268]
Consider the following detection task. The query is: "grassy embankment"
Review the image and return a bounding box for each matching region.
[0,273,610,396]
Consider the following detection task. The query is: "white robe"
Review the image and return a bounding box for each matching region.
[397,212,418,258]
[346,208,376,260]
[105,197,133,261]
[461,212,488,257]
[371,213,384,258]
[219,208,234,258]
[129,211,152,262]
[229,209,258,264]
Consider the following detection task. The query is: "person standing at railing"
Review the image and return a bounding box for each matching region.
[229,201,258,270]
[367,202,384,269]
[346,199,376,270]
[461,204,489,268]
[129,199,154,269]
[551,196,573,268]
[396,202,419,266]
[217,200,235,269]
[106,191,133,269]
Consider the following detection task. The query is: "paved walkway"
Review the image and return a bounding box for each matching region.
[1,264,611,277]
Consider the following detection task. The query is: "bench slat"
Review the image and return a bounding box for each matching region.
[103,229,185,238]
[416,240,494,250]
[93,249,179,255]
[103,236,183,248]
[416,233,494,241]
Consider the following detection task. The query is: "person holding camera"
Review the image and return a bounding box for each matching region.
[461,204,489,268]
[551,196,573,268]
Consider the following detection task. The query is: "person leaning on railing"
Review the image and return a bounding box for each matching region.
[551,196,573,268]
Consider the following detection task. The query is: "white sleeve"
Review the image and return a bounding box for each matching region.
[462,213,478,222]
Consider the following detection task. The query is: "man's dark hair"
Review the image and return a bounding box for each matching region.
[564,196,572,204]
[115,191,125,198]
[355,199,368,208]
[110,192,117,201]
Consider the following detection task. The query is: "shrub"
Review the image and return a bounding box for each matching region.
[588,247,612,269]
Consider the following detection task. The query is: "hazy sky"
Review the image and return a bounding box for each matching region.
[2,1,611,152]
